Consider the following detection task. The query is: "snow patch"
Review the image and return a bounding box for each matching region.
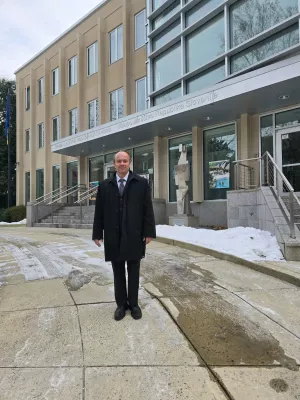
[156,225,284,262]
[0,218,26,225]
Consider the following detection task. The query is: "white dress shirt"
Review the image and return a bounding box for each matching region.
[116,172,129,190]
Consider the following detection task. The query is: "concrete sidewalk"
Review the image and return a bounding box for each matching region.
[0,227,300,399]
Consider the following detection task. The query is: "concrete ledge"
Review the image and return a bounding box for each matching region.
[155,236,300,288]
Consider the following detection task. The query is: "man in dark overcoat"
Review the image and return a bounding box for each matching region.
[93,150,156,321]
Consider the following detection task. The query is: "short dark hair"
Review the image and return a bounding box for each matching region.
[113,150,132,162]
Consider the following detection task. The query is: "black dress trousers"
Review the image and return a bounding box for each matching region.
[111,260,141,307]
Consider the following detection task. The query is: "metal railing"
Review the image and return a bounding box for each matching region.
[75,185,99,205]
[234,152,300,239]
[34,184,86,224]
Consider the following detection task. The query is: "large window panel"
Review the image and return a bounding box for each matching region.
[36,169,44,199]
[186,14,225,73]
[136,77,147,112]
[133,144,154,197]
[153,0,181,30]
[153,43,181,91]
[231,24,299,74]
[260,115,274,157]
[169,135,193,202]
[153,19,181,51]
[187,63,225,94]
[230,0,298,48]
[25,172,30,204]
[153,85,181,105]
[275,107,300,129]
[110,88,124,121]
[186,0,224,27]
[110,25,123,64]
[204,124,236,200]
[153,0,168,11]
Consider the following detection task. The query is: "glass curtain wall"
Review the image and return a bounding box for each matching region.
[148,0,299,104]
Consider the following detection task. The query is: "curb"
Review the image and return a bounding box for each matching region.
[154,236,300,288]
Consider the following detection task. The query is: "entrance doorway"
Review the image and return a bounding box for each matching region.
[276,126,300,192]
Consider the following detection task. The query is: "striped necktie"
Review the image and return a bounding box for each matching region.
[119,179,125,197]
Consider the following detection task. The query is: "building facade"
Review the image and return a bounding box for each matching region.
[16,0,300,227]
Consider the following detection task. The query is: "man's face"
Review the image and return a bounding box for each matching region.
[114,152,130,177]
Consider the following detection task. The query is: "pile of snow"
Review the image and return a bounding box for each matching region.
[156,225,284,262]
[0,218,26,226]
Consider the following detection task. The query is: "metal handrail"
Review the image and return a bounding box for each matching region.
[47,184,86,205]
[75,185,99,204]
[35,186,67,205]
[234,152,299,239]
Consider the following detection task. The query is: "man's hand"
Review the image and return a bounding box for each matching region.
[144,237,152,245]
[94,239,103,247]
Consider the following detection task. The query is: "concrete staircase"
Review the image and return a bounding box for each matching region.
[33,205,95,229]
[281,196,300,231]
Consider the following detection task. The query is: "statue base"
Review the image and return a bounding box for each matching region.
[169,214,199,228]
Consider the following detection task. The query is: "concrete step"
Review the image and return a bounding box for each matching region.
[42,218,94,224]
[33,223,92,229]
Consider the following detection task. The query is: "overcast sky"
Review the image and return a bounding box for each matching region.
[0,0,104,79]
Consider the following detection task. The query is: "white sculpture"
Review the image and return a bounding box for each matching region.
[174,144,192,216]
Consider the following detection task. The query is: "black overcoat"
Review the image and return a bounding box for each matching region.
[92,171,156,262]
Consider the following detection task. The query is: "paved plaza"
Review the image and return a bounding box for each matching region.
[0,227,299,399]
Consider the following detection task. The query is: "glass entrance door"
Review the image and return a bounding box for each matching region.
[277,127,300,192]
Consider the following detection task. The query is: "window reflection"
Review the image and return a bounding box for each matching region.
[231,25,299,73]
[260,115,273,157]
[153,0,181,29]
[153,43,181,90]
[187,63,225,94]
[186,0,223,27]
[230,0,298,48]
[153,85,181,105]
[186,14,225,73]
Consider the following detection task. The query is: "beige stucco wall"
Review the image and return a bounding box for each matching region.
[16,0,146,204]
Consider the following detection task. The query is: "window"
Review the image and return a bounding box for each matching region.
[38,123,44,149]
[36,169,44,199]
[230,0,298,48]
[87,42,98,76]
[68,56,77,87]
[153,0,180,30]
[67,161,78,188]
[136,77,147,112]
[152,0,168,11]
[187,63,225,94]
[52,68,59,95]
[52,165,60,200]
[153,43,181,91]
[153,19,181,51]
[186,0,223,27]
[69,108,78,135]
[203,124,236,200]
[25,129,30,152]
[260,115,273,157]
[186,14,225,73]
[169,135,193,202]
[25,86,30,111]
[25,172,30,204]
[135,10,146,49]
[38,78,44,104]
[153,85,181,106]
[133,144,154,197]
[275,107,300,129]
[110,88,124,121]
[52,116,60,142]
[88,99,99,129]
[230,25,299,74]
[109,25,123,64]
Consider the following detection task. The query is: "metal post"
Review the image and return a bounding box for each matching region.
[289,192,296,239]
[80,201,82,225]
[266,155,269,186]
[52,202,53,224]
[235,162,239,190]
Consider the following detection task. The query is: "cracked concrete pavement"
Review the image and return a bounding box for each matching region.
[0,226,300,399]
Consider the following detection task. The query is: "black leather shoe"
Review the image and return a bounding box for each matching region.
[131,305,142,320]
[114,306,126,321]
